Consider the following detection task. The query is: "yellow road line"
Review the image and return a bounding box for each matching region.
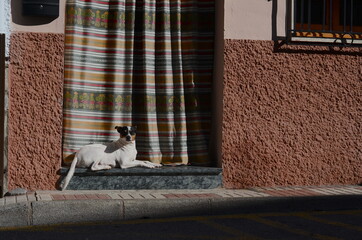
[245,215,342,240]
[296,212,362,232]
[310,210,362,216]
[198,219,263,240]
[248,210,362,218]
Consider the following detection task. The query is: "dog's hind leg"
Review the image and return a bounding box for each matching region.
[90,161,112,171]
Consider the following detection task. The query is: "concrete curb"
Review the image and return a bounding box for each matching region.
[0,202,30,227]
[1,194,362,228]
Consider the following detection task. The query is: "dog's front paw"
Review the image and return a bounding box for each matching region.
[146,163,156,168]
[148,163,162,168]
[144,162,159,169]
[153,163,163,168]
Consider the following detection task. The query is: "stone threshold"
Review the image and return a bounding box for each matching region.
[59,166,223,190]
[60,165,222,176]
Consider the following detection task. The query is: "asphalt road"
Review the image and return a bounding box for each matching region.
[1,209,361,240]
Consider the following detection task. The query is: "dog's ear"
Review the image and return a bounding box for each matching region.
[115,126,121,133]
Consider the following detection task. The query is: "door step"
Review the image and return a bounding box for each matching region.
[59,166,222,190]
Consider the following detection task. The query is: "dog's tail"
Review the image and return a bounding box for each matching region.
[60,155,78,191]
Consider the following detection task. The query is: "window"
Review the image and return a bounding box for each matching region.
[289,0,362,46]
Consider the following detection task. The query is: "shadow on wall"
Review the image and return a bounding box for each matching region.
[12,0,59,26]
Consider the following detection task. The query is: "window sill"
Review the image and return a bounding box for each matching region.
[287,31,362,47]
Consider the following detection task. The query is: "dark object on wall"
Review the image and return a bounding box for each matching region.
[0,34,6,198]
[22,0,59,17]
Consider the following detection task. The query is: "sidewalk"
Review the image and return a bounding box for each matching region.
[1,185,362,228]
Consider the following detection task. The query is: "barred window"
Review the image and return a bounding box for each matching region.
[289,0,362,46]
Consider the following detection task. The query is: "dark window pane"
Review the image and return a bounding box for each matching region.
[341,0,362,27]
[296,0,324,25]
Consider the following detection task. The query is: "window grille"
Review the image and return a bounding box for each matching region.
[288,0,362,47]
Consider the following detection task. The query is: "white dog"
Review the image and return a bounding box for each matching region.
[60,126,162,190]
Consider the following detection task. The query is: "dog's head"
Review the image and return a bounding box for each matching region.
[115,126,137,142]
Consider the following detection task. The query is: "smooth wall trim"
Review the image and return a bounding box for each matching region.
[210,0,224,167]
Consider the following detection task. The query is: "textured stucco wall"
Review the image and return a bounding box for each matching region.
[223,39,361,188]
[8,33,64,190]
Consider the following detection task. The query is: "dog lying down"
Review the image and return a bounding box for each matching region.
[60,126,162,190]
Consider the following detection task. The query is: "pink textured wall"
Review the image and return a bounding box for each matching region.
[8,32,64,190]
[223,39,362,188]
[6,35,361,190]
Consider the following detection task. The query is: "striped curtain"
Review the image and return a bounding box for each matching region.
[63,0,214,166]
